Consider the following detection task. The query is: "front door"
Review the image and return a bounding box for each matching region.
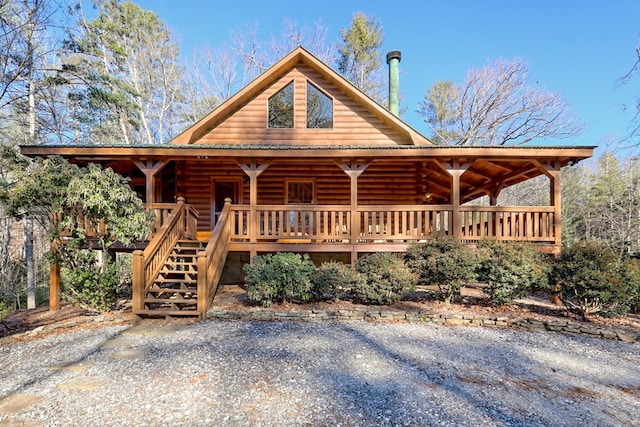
[211,178,242,225]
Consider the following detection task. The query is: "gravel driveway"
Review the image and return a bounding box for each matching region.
[1,319,639,426]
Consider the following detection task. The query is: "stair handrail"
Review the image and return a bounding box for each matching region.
[197,198,232,317]
[133,197,189,313]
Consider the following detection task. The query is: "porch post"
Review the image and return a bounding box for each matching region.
[135,160,166,207]
[132,250,145,313]
[443,160,471,240]
[533,159,562,304]
[237,161,272,260]
[550,160,562,248]
[532,160,562,248]
[49,241,60,311]
[336,160,371,266]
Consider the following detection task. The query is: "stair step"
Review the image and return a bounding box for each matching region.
[164,261,197,266]
[153,277,198,289]
[149,285,197,292]
[147,291,196,298]
[158,273,197,280]
[174,242,205,250]
[144,297,197,304]
[135,309,200,317]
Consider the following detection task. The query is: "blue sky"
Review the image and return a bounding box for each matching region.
[135,0,639,153]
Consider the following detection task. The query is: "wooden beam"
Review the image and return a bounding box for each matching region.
[20,144,596,161]
[49,262,60,312]
[441,160,471,239]
[532,159,559,179]
[336,160,372,252]
[135,160,166,206]
[237,161,272,246]
[462,162,544,201]
[549,160,562,247]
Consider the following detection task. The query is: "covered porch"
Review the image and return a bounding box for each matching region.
[21,144,593,316]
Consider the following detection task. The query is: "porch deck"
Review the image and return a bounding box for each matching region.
[221,203,558,254]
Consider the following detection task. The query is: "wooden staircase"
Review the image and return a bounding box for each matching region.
[132,198,232,318]
[140,240,206,316]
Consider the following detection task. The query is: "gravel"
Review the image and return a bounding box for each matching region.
[1,319,639,426]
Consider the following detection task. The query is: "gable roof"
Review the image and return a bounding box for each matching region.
[170,46,433,146]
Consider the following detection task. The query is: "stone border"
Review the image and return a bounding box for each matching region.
[3,307,636,344]
[207,307,638,343]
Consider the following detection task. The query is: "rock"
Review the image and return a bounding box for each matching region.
[616,332,637,343]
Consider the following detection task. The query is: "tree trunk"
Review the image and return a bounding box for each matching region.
[26,218,35,308]
[25,0,37,309]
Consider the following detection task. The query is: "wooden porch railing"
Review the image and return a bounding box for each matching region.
[197,198,232,317]
[458,206,555,242]
[132,197,199,313]
[229,204,557,245]
[150,202,199,239]
[358,205,453,241]
[53,210,106,238]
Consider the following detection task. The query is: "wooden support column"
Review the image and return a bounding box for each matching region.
[49,241,60,312]
[533,159,563,305]
[237,160,272,261]
[549,163,562,247]
[487,182,504,206]
[336,159,371,266]
[132,250,145,313]
[134,160,166,207]
[532,160,562,247]
[442,160,471,239]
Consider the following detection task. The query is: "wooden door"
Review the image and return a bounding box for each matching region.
[211,177,242,225]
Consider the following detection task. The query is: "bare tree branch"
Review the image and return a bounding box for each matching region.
[419,58,584,146]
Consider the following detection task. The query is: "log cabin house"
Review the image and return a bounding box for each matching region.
[21,47,594,317]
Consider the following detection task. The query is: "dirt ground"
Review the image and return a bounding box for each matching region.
[2,284,639,340]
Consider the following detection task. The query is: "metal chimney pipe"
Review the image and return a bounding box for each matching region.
[386,50,402,116]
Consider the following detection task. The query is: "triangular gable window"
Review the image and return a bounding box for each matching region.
[306,82,333,129]
[268,82,294,128]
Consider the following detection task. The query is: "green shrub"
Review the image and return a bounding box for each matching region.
[620,258,640,315]
[551,241,634,317]
[477,241,551,305]
[310,261,363,301]
[353,253,416,305]
[0,299,10,321]
[243,253,315,307]
[406,236,477,304]
[61,250,120,311]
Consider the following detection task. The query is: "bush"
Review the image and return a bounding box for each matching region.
[477,241,551,305]
[310,261,363,301]
[620,258,640,315]
[61,250,120,311]
[243,253,315,307]
[353,253,416,305]
[551,241,635,317]
[0,299,10,321]
[406,236,477,304]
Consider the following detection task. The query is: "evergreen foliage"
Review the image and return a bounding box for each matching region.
[353,253,416,305]
[337,12,385,102]
[310,261,363,301]
[551,240,637,317]
[477,241,551,305]
[1,156,153,310]
[243,253,315,307]
[406,236,477,304]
